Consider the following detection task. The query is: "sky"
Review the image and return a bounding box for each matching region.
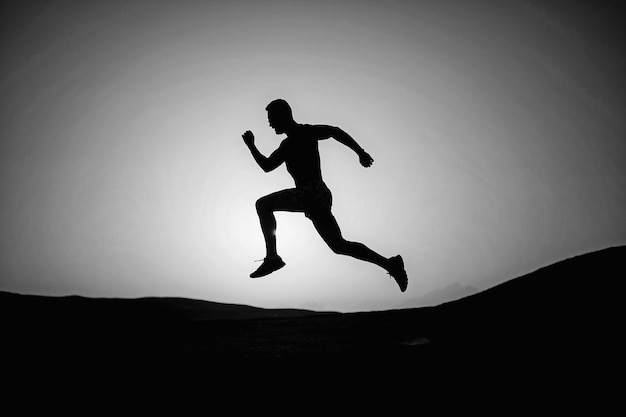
[1,0,625,312]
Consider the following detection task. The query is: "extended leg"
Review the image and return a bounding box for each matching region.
[311,211,408,292]
[311,212,390,270]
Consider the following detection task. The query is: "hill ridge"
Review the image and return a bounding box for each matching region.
[1,245,623,371]
[2,245,623,318]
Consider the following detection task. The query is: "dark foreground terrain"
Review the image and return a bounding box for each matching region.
[2,246,623,396]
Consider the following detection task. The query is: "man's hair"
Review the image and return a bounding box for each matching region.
[265,99,293,120]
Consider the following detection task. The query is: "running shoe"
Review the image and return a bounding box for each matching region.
[388,255,408,292]
[250,256,286,278]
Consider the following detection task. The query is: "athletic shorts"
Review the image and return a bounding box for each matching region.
[289,181,333,220]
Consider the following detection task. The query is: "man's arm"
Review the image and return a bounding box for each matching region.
[314,125,374,168]
[242,130,284,172]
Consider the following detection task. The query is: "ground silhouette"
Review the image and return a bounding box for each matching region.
[2,246,622,395]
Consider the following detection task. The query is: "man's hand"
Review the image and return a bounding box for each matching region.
[242,130,255,147]
[359,150,374,168]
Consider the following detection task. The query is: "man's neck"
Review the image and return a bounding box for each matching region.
[283,121,299,136]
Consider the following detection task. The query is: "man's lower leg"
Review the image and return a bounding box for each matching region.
[338,241,390,270]
[250,209,286,278]
[336,240,407,292]
[259,211,278,258]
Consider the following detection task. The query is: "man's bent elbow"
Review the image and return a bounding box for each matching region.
[261,162,280,173]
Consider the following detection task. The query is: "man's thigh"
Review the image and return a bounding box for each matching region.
[258,189,305,213]
[310,210,344,243]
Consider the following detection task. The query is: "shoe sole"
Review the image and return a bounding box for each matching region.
[250,261,286,278]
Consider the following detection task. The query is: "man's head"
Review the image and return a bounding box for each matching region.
[266,99,295,134]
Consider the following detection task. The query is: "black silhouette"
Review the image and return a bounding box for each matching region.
[243,99,407,291]
[3,246,623,389]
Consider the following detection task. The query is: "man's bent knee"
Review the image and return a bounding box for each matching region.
[256,196,270,213]
[328,239,350,255]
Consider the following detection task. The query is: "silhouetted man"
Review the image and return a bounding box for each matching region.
[242,99,408,292]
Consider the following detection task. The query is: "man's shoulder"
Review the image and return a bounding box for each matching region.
[297,123,315,132]
[296,123,329,139]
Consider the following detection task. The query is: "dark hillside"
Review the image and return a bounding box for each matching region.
[2,246,622,387]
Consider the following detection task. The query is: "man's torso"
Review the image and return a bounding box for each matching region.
[280,124,323,188]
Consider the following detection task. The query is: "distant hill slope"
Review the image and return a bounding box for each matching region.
[396,282,478,308]
[442,245,624,311]
[1,245,623,375]
[428,245,624,354]
[0,291,331,323]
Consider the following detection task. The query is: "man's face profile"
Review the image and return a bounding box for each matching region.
[267,110,286,134]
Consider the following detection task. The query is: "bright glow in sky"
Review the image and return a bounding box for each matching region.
[1,0,625,311]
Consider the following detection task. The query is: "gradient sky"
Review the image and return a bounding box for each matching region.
[1,0,625,312]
